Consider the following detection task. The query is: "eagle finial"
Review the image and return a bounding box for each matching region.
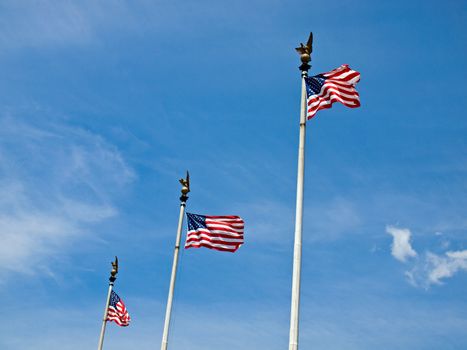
[295,32,313,68]
[110,256,118,277]
[179,171,190,200]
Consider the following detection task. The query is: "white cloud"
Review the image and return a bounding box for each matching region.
[405,250,467,288]
[386,225,467,288]
[386,226,417,262]
[426,250,467,285]
[0,117,134,279]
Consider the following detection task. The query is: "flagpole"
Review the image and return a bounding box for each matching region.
[289,33,312,350]
[98,257,119,350]
[161,172,190,350]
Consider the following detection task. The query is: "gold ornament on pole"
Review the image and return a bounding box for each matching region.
[295,32,313,71]
[179,171,190,202]
[110,256,118,281]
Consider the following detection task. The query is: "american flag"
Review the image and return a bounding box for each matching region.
[185,212,244,252]
[107,290,130,327]
[305,64,361,119]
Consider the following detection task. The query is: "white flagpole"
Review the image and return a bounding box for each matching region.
[161,172,190,350]
[98,257,119,350]
[289,33,312,350]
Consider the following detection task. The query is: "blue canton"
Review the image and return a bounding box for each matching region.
[305,75,326,97]
[109,290,121,307]
[187,213,207,231]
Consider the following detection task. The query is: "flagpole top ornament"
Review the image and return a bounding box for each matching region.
[179,171,190,202]
[295,32,313,72]
[109,256,118,283]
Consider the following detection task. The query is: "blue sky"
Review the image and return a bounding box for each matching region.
[0,1,466,349]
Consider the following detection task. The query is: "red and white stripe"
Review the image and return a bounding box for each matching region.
[185,215,244,253]
[107,301,130,327]
[307,64,361,119]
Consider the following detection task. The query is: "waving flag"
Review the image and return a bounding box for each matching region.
[305,64,360,119]
[185,213,244,252]
[107,290,131,327]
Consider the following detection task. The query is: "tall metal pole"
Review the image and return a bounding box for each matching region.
[98,257,119,350]
[161,172,190,350]
[289,33,312,350]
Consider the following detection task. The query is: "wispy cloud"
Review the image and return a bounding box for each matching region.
[406,250,467,287]
[234,196,361,249]
[307,197,361,241]
[0,296,286,350]
[0,1,94,49]
[0,0,144,50]
[0,116,134,280]
[427,250,467,284]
